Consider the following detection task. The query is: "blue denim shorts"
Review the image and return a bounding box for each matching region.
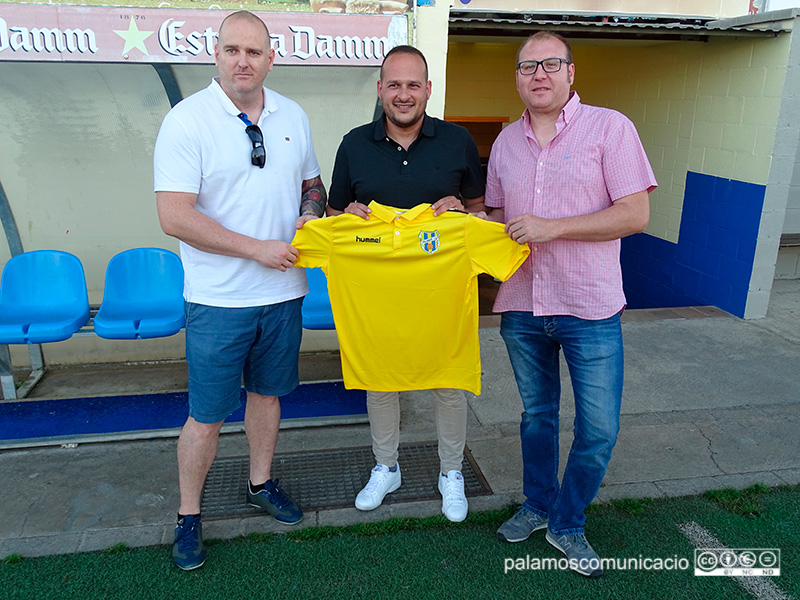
[184,298,303,424]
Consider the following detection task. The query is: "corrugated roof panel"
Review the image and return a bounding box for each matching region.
[449,10,794,37]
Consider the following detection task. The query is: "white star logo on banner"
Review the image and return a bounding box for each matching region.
[113,19,155,56]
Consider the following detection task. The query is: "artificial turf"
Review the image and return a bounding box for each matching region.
[1,484,797,600]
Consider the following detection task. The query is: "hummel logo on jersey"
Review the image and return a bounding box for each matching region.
[355,235,381,243]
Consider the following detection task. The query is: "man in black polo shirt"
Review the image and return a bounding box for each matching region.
[326,45,485,523]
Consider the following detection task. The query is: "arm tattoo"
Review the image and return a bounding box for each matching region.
[301,176,328,217]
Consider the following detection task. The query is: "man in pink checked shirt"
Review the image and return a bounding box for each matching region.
[470,32,657,578]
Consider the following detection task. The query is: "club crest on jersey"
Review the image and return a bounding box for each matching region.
[418,230,440,255]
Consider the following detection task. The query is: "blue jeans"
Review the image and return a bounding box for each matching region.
[500,311,623,535]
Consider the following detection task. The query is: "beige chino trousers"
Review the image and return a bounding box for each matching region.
[366,388,467,473]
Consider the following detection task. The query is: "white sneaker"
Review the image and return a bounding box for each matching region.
[355,464,401,511]
[438,470,468,522]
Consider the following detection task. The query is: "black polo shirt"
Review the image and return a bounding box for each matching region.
[328,114,485,211]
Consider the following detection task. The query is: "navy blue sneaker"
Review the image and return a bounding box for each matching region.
[172,515,205,571]
[246,479,303,525]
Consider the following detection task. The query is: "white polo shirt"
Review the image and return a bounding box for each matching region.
[154,78,321,307]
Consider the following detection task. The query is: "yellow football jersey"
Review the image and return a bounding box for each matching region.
[292,201,530,394]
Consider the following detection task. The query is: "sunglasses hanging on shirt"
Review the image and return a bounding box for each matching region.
[237,112,266,169]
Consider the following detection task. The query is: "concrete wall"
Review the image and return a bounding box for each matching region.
[414,0,453,118]
[750,21,800,302]
[443,30,797,317]
[776,137,800,279]
[776,247,800,278]
[786,135,800,234]
[582,38,783,238]
[585,35,794,318]
[445,41,523,122]
[1,62,379,366]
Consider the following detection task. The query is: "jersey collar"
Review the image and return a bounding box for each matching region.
[367,201,432,223]
[521,90,581,139]
[210,77,278,123]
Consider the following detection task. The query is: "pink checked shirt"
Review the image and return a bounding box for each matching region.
[486,92,657,319]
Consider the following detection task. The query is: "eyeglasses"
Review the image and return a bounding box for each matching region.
[245,124,266,168]
[517,58,570,76]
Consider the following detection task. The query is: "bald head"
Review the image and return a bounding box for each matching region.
[218,11,270,47]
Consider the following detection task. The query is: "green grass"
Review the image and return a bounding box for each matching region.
[1,485,797,600]
[103,542,131,555]
[703,483,771,517]
[607,497,655,516]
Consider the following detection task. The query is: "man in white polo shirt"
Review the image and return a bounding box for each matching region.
[153,10,326,571]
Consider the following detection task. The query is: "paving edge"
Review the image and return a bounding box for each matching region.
[2,474,795,560]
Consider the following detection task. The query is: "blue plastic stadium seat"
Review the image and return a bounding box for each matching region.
[0,250,90,344]
[94,248,185,340]
[302,267,335,330]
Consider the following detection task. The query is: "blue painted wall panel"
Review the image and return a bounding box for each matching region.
[737,237,757,263]
[621,171,765,317]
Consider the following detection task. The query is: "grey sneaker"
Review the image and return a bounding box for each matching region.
[545,530,603,577]
[496,505,548,543]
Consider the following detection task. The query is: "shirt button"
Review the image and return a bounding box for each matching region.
[533,246,539,252]
[539,162,544,166]
[403,160,408,166]
[395,231,400,235]
[397,147,402,151]
[534,274,540,279]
